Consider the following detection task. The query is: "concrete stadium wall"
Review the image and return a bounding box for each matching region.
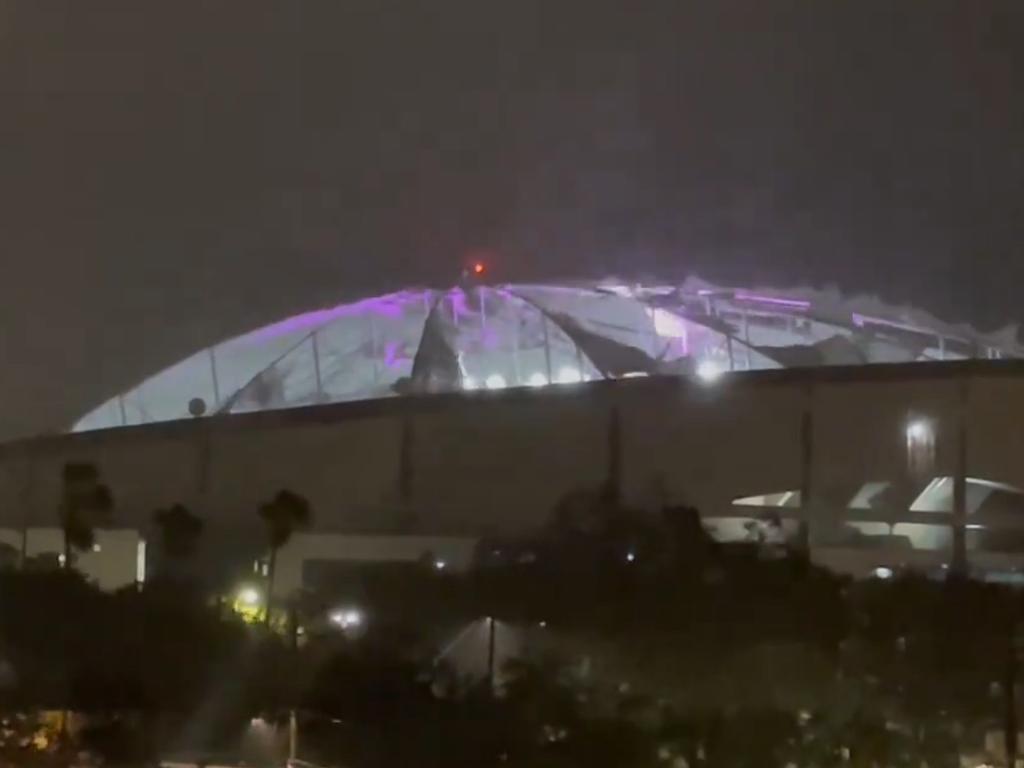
[1,361,1024,570]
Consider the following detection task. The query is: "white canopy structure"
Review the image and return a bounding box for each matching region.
[73,276,1023,433]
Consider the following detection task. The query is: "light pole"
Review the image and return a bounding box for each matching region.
[487,616,497,697]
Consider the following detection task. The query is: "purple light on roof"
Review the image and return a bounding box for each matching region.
[382,341,404,369]
[448,288,471,321]
[480,328,500,350]
[734,293,810,310]
[244,290,424,343]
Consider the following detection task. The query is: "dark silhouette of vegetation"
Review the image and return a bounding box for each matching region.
[57,462,113,570]
[258,489,312,626]
[1,481,1019,766]
[154,504,203,562]
[153,504,204,586]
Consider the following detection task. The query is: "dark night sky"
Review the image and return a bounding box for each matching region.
[0,1,1022,438]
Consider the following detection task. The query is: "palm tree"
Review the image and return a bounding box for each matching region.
[153,503,204,579]
[259,489,312,626]
[58,462,113,570]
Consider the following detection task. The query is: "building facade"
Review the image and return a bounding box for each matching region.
[3,361,1024,579]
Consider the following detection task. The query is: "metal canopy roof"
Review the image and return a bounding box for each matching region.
[71,277,1023,433]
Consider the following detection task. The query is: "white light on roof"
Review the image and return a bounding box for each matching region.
[526,372,549,387]
[485,373,507,390]
[696,359,724,383]
[556,366,582,384]
[648,307,689,339]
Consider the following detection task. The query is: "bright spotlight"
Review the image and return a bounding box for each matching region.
[330,608,363,629]
[238,587,261,606]
[696,359,724,383]
[462,376,479,391]
[626,552,636,563]
[434,559,447,571]
[526,372,549,387]
[905,416,936,475]
[485,373,507,390]
[873,566,894,580]
[905,420,932,443]
[473,262,486,276]
[556,366,582,384]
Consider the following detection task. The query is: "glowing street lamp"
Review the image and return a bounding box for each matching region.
[906,419,933,444]
[329,608,363,630]
[231,585,264,624]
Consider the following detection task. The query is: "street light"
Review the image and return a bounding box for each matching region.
[906,419,933,444]
[329,608,363,629]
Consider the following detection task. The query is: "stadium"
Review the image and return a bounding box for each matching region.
[5,274,1024,586]
[73,275,1024,432]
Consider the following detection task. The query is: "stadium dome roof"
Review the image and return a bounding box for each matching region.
[72,276,1023,432]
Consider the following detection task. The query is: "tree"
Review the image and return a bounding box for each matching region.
[153,503,204,580]
[58,462,113,570]
[259,489,312,627]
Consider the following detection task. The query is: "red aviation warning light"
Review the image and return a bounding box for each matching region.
[461,250,495,283]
